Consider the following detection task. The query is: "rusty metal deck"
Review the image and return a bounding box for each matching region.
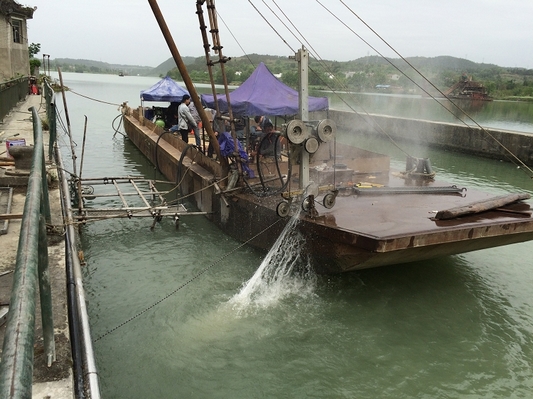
[294,176,533,271]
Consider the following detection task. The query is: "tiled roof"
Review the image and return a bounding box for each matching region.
[0,0,36,19]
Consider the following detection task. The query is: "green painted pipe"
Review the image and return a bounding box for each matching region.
[0,106,55,398]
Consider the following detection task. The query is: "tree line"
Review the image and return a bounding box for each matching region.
[28,46,532,101]
[166,54,533,101]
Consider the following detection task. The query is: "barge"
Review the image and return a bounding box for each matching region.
[120,0,533,273]
[122,102,533,272]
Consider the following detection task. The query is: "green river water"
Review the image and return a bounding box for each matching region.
[55,72,533,398]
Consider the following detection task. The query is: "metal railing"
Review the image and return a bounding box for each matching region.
[0,77,29,123]
[45,78,101,399]
[0,106,55,398]
[0,77,101,399]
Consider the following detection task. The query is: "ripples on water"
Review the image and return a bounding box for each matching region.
[56,73,533,398]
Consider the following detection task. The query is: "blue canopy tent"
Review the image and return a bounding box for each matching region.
[140,76,189,102]
[200,62,329,116]
[140,76,189,127]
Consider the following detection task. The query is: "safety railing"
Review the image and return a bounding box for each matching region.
[0,77,29,123]
[44,77,101,399]
[0,107,55,398]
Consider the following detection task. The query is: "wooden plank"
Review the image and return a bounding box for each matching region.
[435,193,531,220]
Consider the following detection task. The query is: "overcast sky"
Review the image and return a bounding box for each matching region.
[27,0,533,69]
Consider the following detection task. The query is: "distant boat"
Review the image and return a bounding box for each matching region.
[445,74,492,101]
[118,72,124,77]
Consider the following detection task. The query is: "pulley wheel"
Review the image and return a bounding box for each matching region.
[323,193,336,209]
[285,120,307,144]
[304,137,319,154]
[316,119,336,142]
[301,196,312,212]
[276,201,290,218]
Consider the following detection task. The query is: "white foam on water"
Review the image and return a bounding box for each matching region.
[228,214,317,313]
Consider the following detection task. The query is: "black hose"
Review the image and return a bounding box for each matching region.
[112,114,126,138]
[251,134,290,197]
[176,143,199,199]
[154,131,175,174]
[65,227,86,399]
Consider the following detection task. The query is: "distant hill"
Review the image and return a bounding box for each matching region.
[50,54,509,78]
[48,55,532,100]
[347,55,499,71]
[159,53,510,80]
[148,56,197,77]
[52,58,156,76]
[51,56,201,77]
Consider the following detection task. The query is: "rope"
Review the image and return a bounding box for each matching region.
[93,216,284,342]
[247,0,296,54]
[166,174,228,205]
[67,88,122,107]
[112,114,126,138]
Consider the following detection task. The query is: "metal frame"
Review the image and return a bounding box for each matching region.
[72,176,206,224]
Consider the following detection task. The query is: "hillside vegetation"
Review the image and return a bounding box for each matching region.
[52,58,155,77]
[52,55,533,101]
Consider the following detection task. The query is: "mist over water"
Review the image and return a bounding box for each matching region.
[321,90,533,134]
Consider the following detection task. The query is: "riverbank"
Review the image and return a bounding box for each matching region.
[0,95,73,398]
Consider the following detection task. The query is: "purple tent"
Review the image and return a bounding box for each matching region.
[201,62,328,116]
[140,76,189,102]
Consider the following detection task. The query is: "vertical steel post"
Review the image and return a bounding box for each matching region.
[31,106,51,223]
[44,82,57,161]
[297,47,310,189]
[38,215,56,366]
[57,68,77,176]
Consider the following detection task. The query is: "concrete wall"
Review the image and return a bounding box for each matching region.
[329,110,533,166]
[0,14,30,82]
